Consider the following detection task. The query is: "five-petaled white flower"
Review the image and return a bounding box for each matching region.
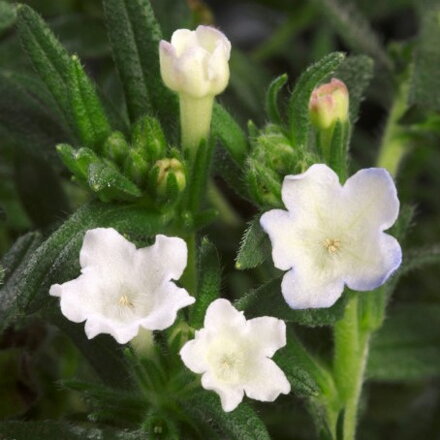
[50,228,195,344]
[180,299,290,412]
[159,25,231,99]
[260,164,402,309]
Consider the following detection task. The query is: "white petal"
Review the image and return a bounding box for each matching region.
[195,25,231,57]
[170,28,198,56]
[260,209,297,271]
[177,46,211,98]
[246,317,286,357]
[84,315,139,344]
[344,232,402,291]
[201,372,244,412]
[204,299,246,332]
[281,268,344,309]
[180,331,210,374]
[159,40,179,92]
[343,167,399,231]
[139,282,195,331]
[281,164,342,218]
[207,43,230,95]
[79,228,136,275]
[243,358,290,401]
[136,235,188,283]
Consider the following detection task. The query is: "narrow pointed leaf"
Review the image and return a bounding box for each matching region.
[265,73,288,125]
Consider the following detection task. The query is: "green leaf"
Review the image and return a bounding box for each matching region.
[288,52,345,148]
[0,1,16,36]
[212,102,249,165]
[57,144,100,182]
[236,278,347,327]
[0,421,144,440]
[328,121,349,181]
[190,238,221,328]
[0,202,166,332]
[102,0,178,128]
[88,162,142,202]
[68,55,111,149]
[310,0,392,70]
[409,0,440,111]
[183,391,271,440]
[335,55,374,125]
[368,304,440,381]
[400,244,440,275]
[265,73,288,125]
[235,215,271,270]
[16,4,74,132]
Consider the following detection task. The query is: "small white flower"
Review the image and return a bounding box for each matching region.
[180,299,290,412]
[50,228,195,344]
[260,164,402,309]
[159,25,231,99]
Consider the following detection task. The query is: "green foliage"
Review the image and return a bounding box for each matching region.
[182,392,271,440]
[265,73,288,125]
[400,243,440,275]
[102,0,178,128]
[409,0,440,111]
[288,52,345,149]
[16,4,74,133]
[0,1,16,36]
[235,215,271,270]
[190,238,221,328]
[212,103,249,165]
[236,278,347,327]
[0,421,145,440]
[368,304,440,381]
[68,55,111,149]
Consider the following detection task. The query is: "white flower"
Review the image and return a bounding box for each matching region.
[159,25,231,99]
[260,164,402,309]
[50,228,195,344]
[180,299,290,412]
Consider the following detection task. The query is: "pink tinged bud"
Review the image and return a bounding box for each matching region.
[309,78,349,130]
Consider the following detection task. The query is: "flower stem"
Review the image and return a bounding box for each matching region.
[181,231,197,296]
[179,94,214,153]
[376,81,410,177]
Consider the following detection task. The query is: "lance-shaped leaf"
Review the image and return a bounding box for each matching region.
[212,103,248,165]
[265,73,288,125]
[190,238,221,328]
[102,0,178,128]
[56,144,99,183]
[68,55,111,150]
[0,1,16,36]
[235,215,271,270]
[236,278,347,327]
[16,4,74,132]
[182,391,271,440]
[288,52,345,149]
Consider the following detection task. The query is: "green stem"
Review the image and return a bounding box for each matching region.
[333,296,370,440]
[179,94,214,153]
[181,231,197,296]
[207,181,242,228]
[376,82,410,177]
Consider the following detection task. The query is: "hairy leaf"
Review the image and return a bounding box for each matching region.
[68,56,111,150]
[288,52,345,148]
[0,1,16,35]
[103,0,178,128]
[265,73,288,125]
[212,102,248,165]
[235,215,271,270]
[236,278,347,327]
[190,238,221,328]
[183,391,271,440]
[368,304,440,381]
[0,421,145,440]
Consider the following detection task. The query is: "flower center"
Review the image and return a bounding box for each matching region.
[118,294,134,308]
[216,353,242,382]
[323,238,341,254]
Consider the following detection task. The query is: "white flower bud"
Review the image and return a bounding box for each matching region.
[159,25,231,99]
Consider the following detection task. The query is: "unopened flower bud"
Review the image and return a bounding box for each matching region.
[152,158,186,200]
[309,78,349,130]
[124,149,149,188]
[131,116,167,163]
[102,131,130,165]
[159,25,231,99]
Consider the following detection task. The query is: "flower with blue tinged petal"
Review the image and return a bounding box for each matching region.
[180,299,290,412]
[159,25,231,99]
[260,164,402,309]
[50,228,195,344]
